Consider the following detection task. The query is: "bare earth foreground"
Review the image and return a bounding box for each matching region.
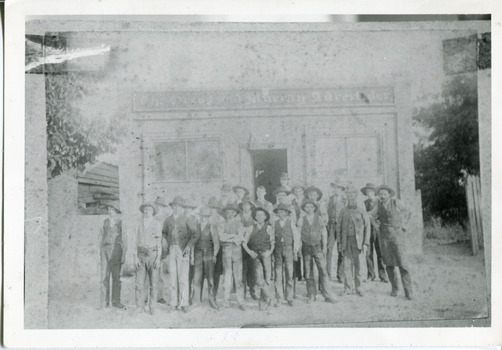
[48,241,489,328]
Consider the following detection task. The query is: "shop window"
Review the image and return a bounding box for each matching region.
[154,138,222,182]
[77,162,119,215]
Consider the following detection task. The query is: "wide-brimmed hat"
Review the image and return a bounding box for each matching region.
[238,196,255,211]
[273,186,291,196]
[252,207,271,222]
[273,203,291,214]
[232,184,250,196]
[154,196,168,207]
[207,196,222,209]
[184,200,198,210]
[301,199,318,212]
[222,203,240,214]
[104,203,121,214]
[360,183,376,196]
[376,184,396,197]
[199,207,211,217]
[291,185,305,194]
[330,181,346,190]
[139,202,157,215]
[221,182,232,191]
[169,195,186,208]
[304,186,323,200]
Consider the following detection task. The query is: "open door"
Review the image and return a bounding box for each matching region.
[251,149,288,203]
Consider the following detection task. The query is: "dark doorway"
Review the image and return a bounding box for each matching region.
[251,149,288,203]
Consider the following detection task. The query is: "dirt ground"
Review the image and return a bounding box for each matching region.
[48,240,489,328]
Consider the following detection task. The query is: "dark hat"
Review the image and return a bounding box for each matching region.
[304,186,323,200]
[104,203,121,214]
[301,199,318,212]
[330,181,346,190]
[291,185,305,193]
[222,203,240,214]
[376,184,396,197]
[252,206,271,222]
[273,186,291,196]
[232,184,250,196]
[154,196,168,207]
[273,203,291,214]
[169,195,186,208]
[221,182,232,191]
[238,196,256,211]
[139,202,157,215]
[360,183,376,196]
[199,207,211,217]
[207,196,222,209]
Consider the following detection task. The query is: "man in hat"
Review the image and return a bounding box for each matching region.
[272,186,297,224]
[219,203,247,310]
[153,196,171,304]
[232,184,250,206]
[361,183,388,283]
[218,182,236,208]
[297,199,336,304]
[162,196,200,312]
[369,185,413,300]
[279,172,296,204]
[239,196,258,300]
[291,184,306,290]
[135,202,162,314]
[99,203,127,309]
[336,185,370,296]
[208,196,225,297]
[326,182,347,283]
[304,186,328,225]
[253,185,274,214]
[190,207,220,309]
[272,203,301,306]
[242,207,275,310]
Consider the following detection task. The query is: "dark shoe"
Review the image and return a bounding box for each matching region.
[306,296,315,304]
[405,294,413,301]
[181,306,190,313]
[370,276,376,281]
[325,295,336,303]
[337,278,343,284]
[390,290,398,297]
[157,298,167,304]
[381,277,389,283]
[238,304,247,311]
[287,300,295,307]
[356,290,364,297]
[112,302,125,309]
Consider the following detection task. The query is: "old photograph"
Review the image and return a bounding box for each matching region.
[22,15,491,331]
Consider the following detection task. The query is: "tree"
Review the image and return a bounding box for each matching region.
[413,73,479,223]
[45,72,126,178]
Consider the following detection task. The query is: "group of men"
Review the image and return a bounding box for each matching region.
[99,173,413,315]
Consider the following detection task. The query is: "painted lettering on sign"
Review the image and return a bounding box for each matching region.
[132,87,394,111]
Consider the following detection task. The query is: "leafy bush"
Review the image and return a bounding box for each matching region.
[424,216,469,242]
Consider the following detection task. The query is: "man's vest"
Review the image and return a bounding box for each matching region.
[195,222,213,250]
[274,218,294,247]
[248,224,271,253]
[300,214,324,246]
[102,218,123,246]
[377,199,404,228]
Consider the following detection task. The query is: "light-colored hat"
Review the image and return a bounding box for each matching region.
[169,196,186,208]
[104,203,121,214]
[360,183,376,196]
[207,196,222,209]
[252,207,271,222]
[376,184,396,197]
[301,199,318,212]
[291,185,305,193]
[154,196,168,207]
[184,200,198,209]
[273,186,291,196]
[330,181,346,190]
[238,196,256,211]
[199,207,211,217]
[232,184,250,196]
[345,184,359,194]
[273,203,291,214]
[139,202,157,215]
[221,182,232,191]
[304,186,323,200]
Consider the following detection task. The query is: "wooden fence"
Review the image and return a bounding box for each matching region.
[465,174,484,255]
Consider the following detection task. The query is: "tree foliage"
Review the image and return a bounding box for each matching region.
[413,73,480,223]
[46,72,126,178]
